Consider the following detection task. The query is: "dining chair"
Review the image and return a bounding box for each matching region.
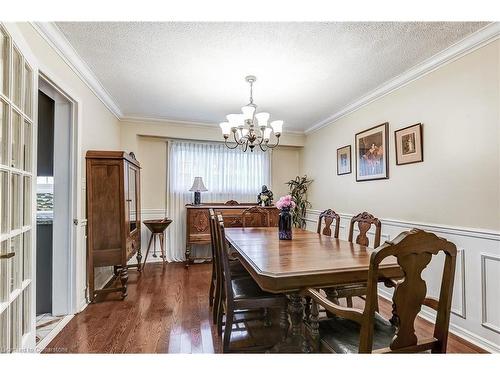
[215,213,288,353]
[302,229,457,353]
[332,212,382,307]
[208,209,249,325]
[225,200,239,205]
[316,209,340,238]
[241,206,270,227]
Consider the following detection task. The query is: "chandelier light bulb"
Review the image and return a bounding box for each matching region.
[270,120,283,134]
[255,112,270,128]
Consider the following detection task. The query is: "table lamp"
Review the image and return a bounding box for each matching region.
[189,177,208,205]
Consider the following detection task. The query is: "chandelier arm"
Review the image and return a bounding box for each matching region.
[264,136,280,149]
[258,142,267,152]
[224,136,240,149]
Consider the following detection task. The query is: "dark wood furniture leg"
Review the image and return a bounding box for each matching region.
[120,267,128,299]
[270,292,305,353]
[185,244,191,268]
[142,232,155,272]
[159,233,166,265]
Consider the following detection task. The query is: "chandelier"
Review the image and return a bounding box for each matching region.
[219,75,283,152]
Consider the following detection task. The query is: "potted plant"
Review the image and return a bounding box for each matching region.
[286,175,313,229]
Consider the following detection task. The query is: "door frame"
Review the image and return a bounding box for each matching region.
[37,71,81,316]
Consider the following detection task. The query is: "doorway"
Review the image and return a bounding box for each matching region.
[35,75,76,349]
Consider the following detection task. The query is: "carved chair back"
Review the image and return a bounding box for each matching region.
[348,212,382,248]
[359,229,457,353]
[225,200,239,205]
[242,206,270,228]
[316,209,340,238]
[209,209,221,289]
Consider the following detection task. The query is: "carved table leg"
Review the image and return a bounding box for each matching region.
[120,267,128,299]
[269,293,305,353]
[279,306,290,343]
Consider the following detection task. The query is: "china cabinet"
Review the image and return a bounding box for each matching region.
[85,151,141,302]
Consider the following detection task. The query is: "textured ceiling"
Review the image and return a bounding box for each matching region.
[56,22,487,132]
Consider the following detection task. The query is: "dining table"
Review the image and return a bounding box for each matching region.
[224,227,404,353]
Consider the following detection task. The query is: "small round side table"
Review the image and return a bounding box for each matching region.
[143,219,172,270]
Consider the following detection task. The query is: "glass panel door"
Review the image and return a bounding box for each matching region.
[0,24,36,352]
[128,165,137,232]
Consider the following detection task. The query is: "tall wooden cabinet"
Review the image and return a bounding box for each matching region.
[86,151,141,302]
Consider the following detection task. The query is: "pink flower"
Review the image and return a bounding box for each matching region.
[275,195,296,210]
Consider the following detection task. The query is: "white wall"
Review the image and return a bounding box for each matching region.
[301,40,500,352]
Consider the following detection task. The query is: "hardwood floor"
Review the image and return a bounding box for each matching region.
[44,262,486,353]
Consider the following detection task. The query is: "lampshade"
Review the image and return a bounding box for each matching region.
[219,122,232,136]
[227,113,244,128]
[189,177,208,192]
[263,127,272,140]
[255,112,270,127]
[271,120,283,134]
[241,105,256,120]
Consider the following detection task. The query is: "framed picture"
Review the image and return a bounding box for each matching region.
[337,145,351,175]
[395,123,423,165]
[355,122,389,181]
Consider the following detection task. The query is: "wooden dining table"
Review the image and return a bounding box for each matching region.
[224,227,403,352]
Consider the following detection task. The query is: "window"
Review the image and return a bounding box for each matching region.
[169,140,270,200]
[166,140,271,261]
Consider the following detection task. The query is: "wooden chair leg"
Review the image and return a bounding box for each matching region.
[216,298,224,336]
[209,269,215,307]
[223,310,234,353]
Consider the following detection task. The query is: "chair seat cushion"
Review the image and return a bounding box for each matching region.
[231,277,283,301]
[318,313,396,353]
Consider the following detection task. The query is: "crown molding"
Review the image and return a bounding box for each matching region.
[31,22,123,119]
[305,22,500,134]
[120,115,306,135]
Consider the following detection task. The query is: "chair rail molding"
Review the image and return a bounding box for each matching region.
[305,22,500,134]
[305,208,500,353]
[31,22,123,118]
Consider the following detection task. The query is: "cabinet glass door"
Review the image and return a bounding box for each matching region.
[128,165,137,233]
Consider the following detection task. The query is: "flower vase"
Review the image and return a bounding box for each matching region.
[278,208,293,240]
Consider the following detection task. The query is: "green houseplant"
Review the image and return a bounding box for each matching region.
[286,175,313,229]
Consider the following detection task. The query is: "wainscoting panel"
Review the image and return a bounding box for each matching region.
[305,209,500,352]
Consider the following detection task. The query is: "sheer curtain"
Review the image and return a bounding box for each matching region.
[166,140,271,261]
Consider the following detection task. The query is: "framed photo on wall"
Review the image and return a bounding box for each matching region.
[355,122,389,181]
[337,145,351,175]
[395,123,423,165]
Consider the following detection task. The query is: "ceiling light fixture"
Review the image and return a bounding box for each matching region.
[220,75,283,152]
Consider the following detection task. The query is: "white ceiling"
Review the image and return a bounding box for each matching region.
[56,22,487,132]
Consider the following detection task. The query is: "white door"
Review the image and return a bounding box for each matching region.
[0,23,37,353]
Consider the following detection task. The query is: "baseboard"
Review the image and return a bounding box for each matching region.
[36,314,74,353]
[377,290,499,353]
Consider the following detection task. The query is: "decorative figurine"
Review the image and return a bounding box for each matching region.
[257,185,274,206]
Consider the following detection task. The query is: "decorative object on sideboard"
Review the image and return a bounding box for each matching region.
[219,75,283,152]
[276,195,296,240]
[257,185,274,207]
[395,123,423,165]
[143,218,172,269]
[337,145,352,175]
[286,175,313,229]
[355,122,389,182]
[189,177,208,205]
